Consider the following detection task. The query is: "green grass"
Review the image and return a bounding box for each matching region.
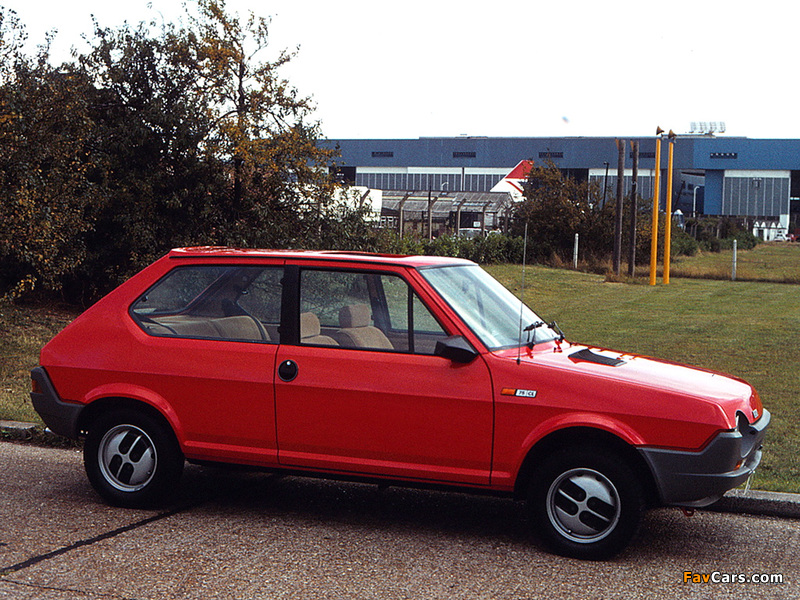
[670,242,800,283]
[0,302,76,423]
[486,263,800,493]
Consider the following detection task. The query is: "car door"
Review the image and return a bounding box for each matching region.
[274,265,494,486]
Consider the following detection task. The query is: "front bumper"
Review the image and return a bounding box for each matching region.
[638,409,770,507]
[30,366,83,439]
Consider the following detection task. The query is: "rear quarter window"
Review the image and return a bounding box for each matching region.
[130,265,281,343]
[132,266,230,315]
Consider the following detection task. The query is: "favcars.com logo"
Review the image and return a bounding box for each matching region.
[683,571,784,584]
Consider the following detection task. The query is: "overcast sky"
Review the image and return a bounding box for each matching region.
[4,0,799,140]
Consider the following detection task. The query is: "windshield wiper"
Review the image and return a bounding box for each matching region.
[523,320,565,348]
[523,321,546,348]
[523,321,546,333]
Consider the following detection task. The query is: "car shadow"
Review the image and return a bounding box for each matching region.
[169,464,760,563]
[177,464,531,542]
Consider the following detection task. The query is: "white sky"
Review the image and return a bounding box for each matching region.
[4,0,800,139]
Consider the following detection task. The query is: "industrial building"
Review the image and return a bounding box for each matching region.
[327,136,800,240]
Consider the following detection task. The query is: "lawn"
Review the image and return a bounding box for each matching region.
[0,303,77,424]
[1,243,798,493]
[670,241,800,283]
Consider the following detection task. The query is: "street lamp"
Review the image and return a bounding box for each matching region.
[692,185,704,218]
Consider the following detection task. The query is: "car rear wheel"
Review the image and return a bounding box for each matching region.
[528,447,643,560]
[84,408,183,508]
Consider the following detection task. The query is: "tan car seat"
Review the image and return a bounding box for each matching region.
[300,312,338,346]
[334,304,393,350]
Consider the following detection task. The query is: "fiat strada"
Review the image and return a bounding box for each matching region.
[31,247,769,559]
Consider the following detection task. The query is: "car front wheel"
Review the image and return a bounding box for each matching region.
[84,408,183,508]
[528,447,644,560]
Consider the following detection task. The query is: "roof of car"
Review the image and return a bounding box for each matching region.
[168,246,473,268]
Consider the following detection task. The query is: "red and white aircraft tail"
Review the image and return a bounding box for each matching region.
[490,160,533,198]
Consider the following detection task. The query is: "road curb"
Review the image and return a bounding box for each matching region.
[2,420,798,519]
[708,488,800,520]
[0,420,38,440]
[0,420,80,448]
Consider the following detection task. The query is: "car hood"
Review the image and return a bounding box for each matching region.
[492,342,763,428]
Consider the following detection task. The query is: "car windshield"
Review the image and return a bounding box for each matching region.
[420,264,556,351]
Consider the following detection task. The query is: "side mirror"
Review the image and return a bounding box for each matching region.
[434,335,478,364]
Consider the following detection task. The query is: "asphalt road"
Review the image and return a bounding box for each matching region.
[1,442,798,600]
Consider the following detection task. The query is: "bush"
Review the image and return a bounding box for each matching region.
[689,217,761,253]
[699,232,760,253]
[671,229,699,257]
[372,232,524,264]
[700,237,722,253]
[720,231,760,251]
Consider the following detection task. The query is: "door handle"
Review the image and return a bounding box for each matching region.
[278,359,298,382]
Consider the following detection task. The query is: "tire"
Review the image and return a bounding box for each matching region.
[84,408,184,508]
[528,447,643,560]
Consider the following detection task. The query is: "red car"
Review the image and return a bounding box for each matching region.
[31,248,769,559]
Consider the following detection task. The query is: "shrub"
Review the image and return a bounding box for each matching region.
[372,232,524,264]
[671,229,699,257]
[719,231,760,251]
[701,238,722,253]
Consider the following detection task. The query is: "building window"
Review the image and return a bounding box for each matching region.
[372,151,394,158]
[380,216,398,229]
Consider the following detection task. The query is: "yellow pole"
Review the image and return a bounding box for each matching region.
[649,127,663,285]
[663,131,676,285]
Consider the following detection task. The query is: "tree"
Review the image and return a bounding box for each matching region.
[75,18,225,297]
[1,2,366,302]
[188,0,340,248]
[0,12,103,298]
[72,0,349,297]
[513,161,611,262]
[0,7,25,71]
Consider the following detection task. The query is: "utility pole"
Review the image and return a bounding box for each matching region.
[663,130,676,284]
[649,127,664,285]
[427,188,436,241]
[613,139,626,275]
[628,140,639,277]
[398,192,409,237]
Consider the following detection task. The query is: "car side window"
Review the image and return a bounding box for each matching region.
[379,276,448,354]
[299,269,447,354]
[130,265,281,343]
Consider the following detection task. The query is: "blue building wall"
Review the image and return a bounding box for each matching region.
[329,137,798,220]
[691,138,800,170]
[704,170,725,215]
[331,136,800,172]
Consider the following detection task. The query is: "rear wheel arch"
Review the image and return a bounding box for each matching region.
[78,397,182,445]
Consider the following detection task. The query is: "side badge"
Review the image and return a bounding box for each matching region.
[501,388,537,399]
